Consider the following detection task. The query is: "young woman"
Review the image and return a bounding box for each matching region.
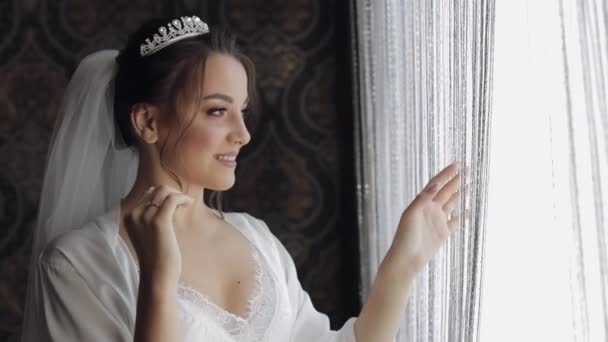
[20,16,463,342]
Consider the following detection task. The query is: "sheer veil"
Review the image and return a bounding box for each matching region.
[20,50,139,341]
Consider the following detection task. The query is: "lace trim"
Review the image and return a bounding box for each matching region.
[177,247,263,322]
[239,246,277,340]
[178,245,276,340]
[132,244,276,340]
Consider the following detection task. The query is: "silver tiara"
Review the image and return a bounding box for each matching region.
[140,16,209,57]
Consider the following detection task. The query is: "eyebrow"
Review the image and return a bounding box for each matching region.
[202,93,249,106]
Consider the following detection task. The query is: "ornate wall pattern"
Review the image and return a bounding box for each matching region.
[0,0,360,340]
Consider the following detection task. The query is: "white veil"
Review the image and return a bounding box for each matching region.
[20,49,139,341]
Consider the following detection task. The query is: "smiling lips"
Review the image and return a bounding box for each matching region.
[214,152,237,167]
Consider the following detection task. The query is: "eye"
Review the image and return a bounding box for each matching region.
[207,107,226,116]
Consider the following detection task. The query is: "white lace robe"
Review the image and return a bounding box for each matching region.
[24,207,358,342]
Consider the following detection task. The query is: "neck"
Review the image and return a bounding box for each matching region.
[119,161,220,233]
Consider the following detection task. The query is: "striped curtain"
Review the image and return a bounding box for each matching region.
[559,0,608,340]
[350,0,496,341]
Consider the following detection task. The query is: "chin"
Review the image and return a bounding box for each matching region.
[207,177,236,192]
[212,184,235,192]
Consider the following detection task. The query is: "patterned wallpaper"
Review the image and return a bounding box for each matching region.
[0,0,360,340]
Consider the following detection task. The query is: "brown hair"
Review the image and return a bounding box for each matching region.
[113,17,257,217]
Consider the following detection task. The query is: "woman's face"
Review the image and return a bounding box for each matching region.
[162,53,251,191]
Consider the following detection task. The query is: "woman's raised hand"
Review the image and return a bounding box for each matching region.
[388,162,465,274]
[123,186,194,285]
[355,162,466,342]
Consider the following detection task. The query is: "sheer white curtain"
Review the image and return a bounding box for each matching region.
[560,0,608,339]
[350,1,496,341]
[480,0,608,341]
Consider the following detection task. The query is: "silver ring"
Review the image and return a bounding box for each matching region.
[146,202,161,208]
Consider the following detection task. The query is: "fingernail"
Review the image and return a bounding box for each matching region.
[147,186,155,192]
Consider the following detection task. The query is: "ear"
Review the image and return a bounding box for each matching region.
[130,103,160,144]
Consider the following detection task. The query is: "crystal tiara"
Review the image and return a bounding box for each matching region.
[140,16,210,57]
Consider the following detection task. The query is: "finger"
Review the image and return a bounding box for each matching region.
[434,173,462,204]
[442,190,461,213]
[155,193,194,224]
[142,202,161,223]
[136,186,157,206]
[130,186,157,223]
[447,214,462,232]
[136,185,188,224]
[142,186,184,222]
[148,185,181,206]
[423,161,461,193]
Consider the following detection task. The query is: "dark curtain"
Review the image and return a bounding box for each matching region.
[0,0,359,340]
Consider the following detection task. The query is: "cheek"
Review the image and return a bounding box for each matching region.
[179,124,218,158]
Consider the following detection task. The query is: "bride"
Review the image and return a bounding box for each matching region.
[20,15,464,342]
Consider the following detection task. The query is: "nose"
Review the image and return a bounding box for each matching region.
[230,115,251,146]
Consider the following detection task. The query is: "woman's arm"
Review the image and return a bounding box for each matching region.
[133,275,180,342]
[124,187,196,341]
[355,162,464,342]
[354,250,416,342]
